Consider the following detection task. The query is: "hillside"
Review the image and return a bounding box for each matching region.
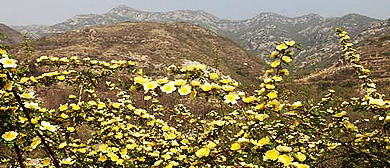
[13,5,382,74]
[0,23,24,46]
[290,19,390,100]
[28,22,267,86]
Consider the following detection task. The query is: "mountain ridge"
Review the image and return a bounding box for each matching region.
[10,5,384,73]
[0,23,24,46]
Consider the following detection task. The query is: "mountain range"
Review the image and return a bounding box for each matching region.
[9,5,388,73]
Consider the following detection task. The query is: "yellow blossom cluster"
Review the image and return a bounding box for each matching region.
[1,28,390,168]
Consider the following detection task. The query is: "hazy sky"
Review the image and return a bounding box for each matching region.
[1,0,389,26]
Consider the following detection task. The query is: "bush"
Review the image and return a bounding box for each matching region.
[0,28,389,168]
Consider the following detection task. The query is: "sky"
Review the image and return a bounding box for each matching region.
[1,0,389,26]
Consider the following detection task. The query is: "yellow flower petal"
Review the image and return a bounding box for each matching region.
[270,60,281,68]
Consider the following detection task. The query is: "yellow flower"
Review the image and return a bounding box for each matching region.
[50,57,59,62]
[272,75,282,82]
[78,148,87,153]
[20,77,29,83]
[344,122,357,131]
[68,95,76,99]
[112,102,122,108]
[191,80,201,86]
[67,127,75,132]
[134,76,148,84]
[0,57,17,68]
[224,92,239,104]
[160,81,176,94]
[42,158,51,166]
[211,83,221,89]
[144,96,152,101]
[278,154,294,166]
[215,120,226,126]
[231,143,241,151]
[333,111,347,118]
[154,160,163,166]
[296,164,310,168]
[31,117,39,124]
[128,60,136,65]
[115,133,123,139]
[267,91,278,99]
[156,77,168,84]
[369,98,385,106]
[24,102,39,109]
[99,144,108,152]
[61,158,74,165]
[174,79,186,86]
[126,143,137,150]
[270,60,281,68]
[88,100,97,106]
[19,117,28,123]
[116,159,124,165]
[222,85,235,91]
[255,114,269,121]
[127,104,135,110]
[276,43,288,51]
[20,92,35,99]
[265,84,275,90]
[285,40,295,46]
[40,121,57,132]
[108,152,119,162]
[270,51,279,58]
[282,56,292,63]
[2,131,18,141]
[134,108,146,115]
[162,125,170,131]
[264,149,279,161]
[39,108,47,113]
[58,142,67,149]
[98,102,106,109]
[98,155,107,162]
[243,96,256,103]
[195,147,210,157]
[258,137,270,146]
[220,78,231,84]
[255,103,265,110]
[60,57,69,63]
[201,83,212,91]
[178,85,192,95]
[295,152,306,162]
[167,65,177,72]
[209,73,219,80]
[61,113,69,119]
[70,104,80,111]
[291,101,302,109]
[162,153,172,160]
[385,115,390,122]
[207,141,217,149]
[281,69,289,75]
[276,145,292,152]
[57,75,65,81]
[143,81,158,92]
[120,148,128,156]
[193,63,207,71]
[59,104,68,111]
[0,48,7,56]
[168,132,176,139]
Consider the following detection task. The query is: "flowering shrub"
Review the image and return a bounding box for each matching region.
[0,28,389,168]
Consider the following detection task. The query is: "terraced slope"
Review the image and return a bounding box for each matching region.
[28,22,267,86]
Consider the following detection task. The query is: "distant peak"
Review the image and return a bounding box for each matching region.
[252,12,283,19]
[297,13,324,20]
[109,5,135,13]
[341,13,370,19]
